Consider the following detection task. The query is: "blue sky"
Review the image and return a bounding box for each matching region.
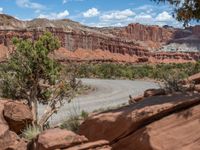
[0,0,186,27]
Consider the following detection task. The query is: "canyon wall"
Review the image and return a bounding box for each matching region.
[0,27,149,57]
[1,27,200,63]
[0,14,200,63]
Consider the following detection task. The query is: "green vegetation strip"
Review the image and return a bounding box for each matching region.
[66,62,200,80]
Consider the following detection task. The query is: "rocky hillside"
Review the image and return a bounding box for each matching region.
[0,14,200,63]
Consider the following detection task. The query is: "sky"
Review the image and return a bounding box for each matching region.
[0,0,187,27]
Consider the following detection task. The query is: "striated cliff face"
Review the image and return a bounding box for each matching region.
[119,23,174,42]
[0,14,200,63]
[0,28,147,56]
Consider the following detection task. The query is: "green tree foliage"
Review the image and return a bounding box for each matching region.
[152,0,200,26]
[0,32,79,128]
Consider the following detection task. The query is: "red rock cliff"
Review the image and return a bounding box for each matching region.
[122,23,174,42]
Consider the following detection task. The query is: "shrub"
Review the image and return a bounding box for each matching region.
[22,125,41,141]
[81,110,89,120]
[73,62,197,81]
[162,70,187,92]
[60,116,80,133]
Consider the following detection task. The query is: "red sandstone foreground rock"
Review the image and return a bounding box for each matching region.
[112,103,200,150]
[0,99,110,150]
[4,101,33,134]
[66,140,111,150]
[181,73,200,92]
[2,89,200,149]
[79,92,200,144]
[143,88,166,97]
[187,72,200,84]
[0,100,28,150]
[129,88,166,104]
[35,128,88,150]
[34,128,111,150]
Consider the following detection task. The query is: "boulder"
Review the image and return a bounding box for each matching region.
[66,140,111,150]
[0,100,9,139]
[79,93,200,143]
[0,100,27,150]
[3,101,33,134]
[0,131,27,150]
[0,130,27,150]
[0,100,10,150]
[35,128,88,150]
[194,84,200,92]
[182,84,195,91]
[129,95,144,104]
[187,72,200,84]
[112,103,200,150]
[144,88,166,97]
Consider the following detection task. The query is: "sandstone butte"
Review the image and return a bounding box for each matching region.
[0,14,200,64]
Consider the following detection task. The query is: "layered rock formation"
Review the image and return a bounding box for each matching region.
[53,48,199,64]
[0,14,200,63]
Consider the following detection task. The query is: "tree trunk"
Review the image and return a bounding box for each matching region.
[38,105,56,129]
[31,98,38,126]
[30,83,39,126]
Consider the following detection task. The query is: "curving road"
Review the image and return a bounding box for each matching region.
[38,79,159,125]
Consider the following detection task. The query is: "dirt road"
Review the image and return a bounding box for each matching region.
[38,78,159,125]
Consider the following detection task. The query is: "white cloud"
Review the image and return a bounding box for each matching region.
[57,10,69,18]
[63,0,68,4]
[136,5,153,11]
[100,9,135,21]
[38,10,69,20]
[156,11,172,21]
[134,14,153,22]
[83,8,100,18]
[63,0,84,4]
[87,9,180,28]
[16,0,45,10]
[0,7,3,14]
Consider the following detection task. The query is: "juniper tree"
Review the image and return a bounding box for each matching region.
[0,32,79,128]
[153,0,200,26]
